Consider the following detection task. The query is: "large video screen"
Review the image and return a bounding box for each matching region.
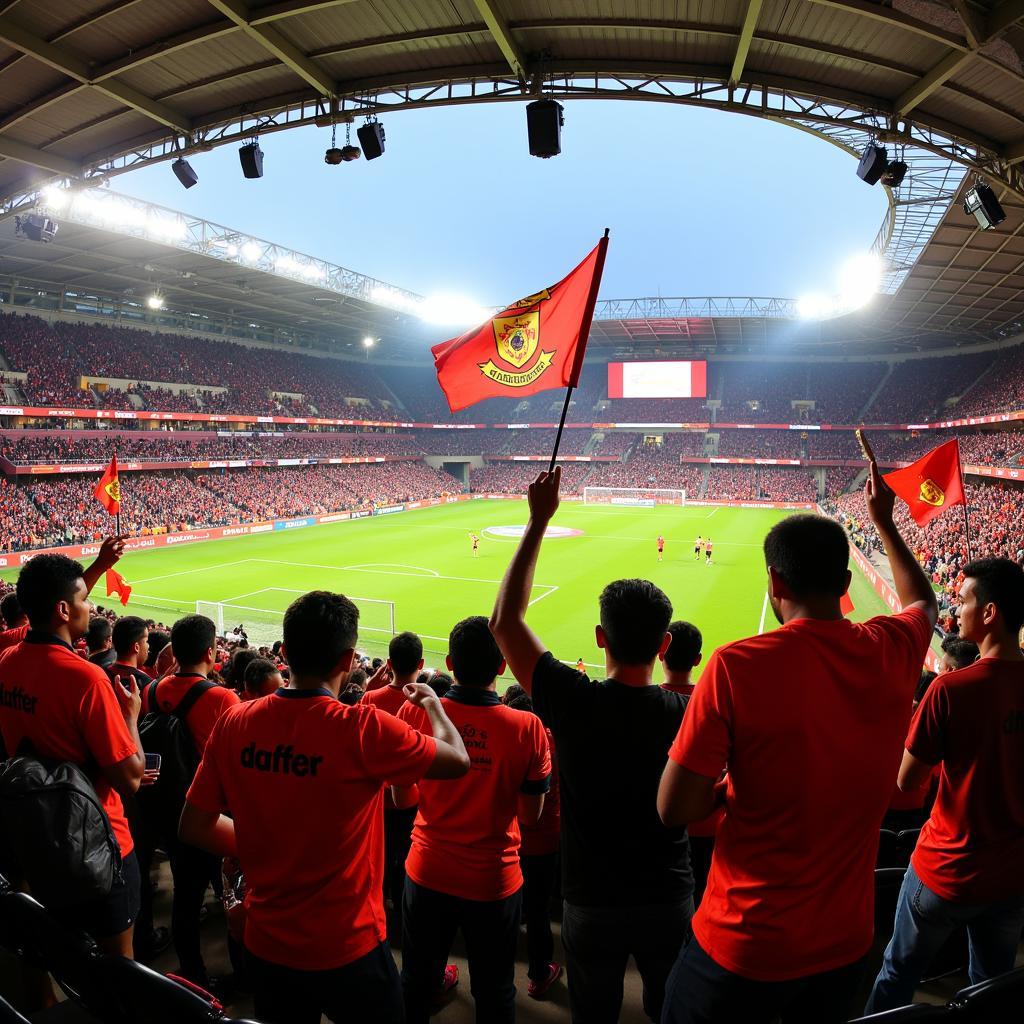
[607,361,707,399]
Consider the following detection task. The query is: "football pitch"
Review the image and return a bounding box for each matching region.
[1,501,892,678]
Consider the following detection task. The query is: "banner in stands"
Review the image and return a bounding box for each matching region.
[0,455,417,475]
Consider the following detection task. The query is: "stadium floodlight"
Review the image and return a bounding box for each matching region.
[419,294,489,327]
[40,185,69,210]
[963,181,1006,230]
[837,252,884,310]
[796,294,834,320]
[172,157,198,189]
[14,214,58,243]
[240,241,262,262]
[146,293,165,310]
[363,336,375,348]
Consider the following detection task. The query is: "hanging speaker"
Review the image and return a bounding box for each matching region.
[171,157,198,189]
[856,144,888,185]
[357,122,386,160]
[526,100,564,158]
[238,142,264,179]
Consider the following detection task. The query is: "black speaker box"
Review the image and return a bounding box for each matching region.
[239,142,264,179]
[527,99,564,159]
[857,144,888,185]
[172,157,198,189]
[357,122,386,160]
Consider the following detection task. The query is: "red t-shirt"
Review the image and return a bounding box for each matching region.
[398,687,551,901]
[363,684,408,717]
[908,657,1024,902]
[520,725,560,857]
[0,623,29,654]
[187,688,436,970]
[0,634,138,857]
[669,607,932,981]
[149,673,240,754]
[662,680,696,697]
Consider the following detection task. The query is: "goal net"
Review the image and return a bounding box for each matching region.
[196,595,397,656]
[582,487,687,507]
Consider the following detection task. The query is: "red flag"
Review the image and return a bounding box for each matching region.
[94,455,121,516]
[883,439,966,527]
[431,235,608,413]
[840,590,855,616]
[105,569,131,607]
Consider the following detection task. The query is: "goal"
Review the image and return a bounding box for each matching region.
[196,595,397,654]
[582,487,687,507]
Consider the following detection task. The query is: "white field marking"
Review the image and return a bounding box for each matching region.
[131,559,252,585]
[527,585,559,607]
[216,587,275,605]
[342,563,440,577]
[246,557,555,590]
[758,591,769,634]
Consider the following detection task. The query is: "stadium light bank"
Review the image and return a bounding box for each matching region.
[796,252,884,321]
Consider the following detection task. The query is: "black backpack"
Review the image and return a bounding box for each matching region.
[137,678,216,843]
[0,753,123,908]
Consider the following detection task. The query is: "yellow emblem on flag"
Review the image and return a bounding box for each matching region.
[492,312,539,369]
[506,288,551,312]
[105,479,121,503]
[919,478,945,507]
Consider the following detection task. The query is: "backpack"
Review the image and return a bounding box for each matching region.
[0,753,123,908]
[137,678,216,843]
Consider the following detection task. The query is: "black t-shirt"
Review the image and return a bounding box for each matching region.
[531,652,694,908]
[105,662,152,692]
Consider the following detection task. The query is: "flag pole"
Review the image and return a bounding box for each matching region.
[955,439,972,563]
[115,450,121,537]
[548,228,610,474]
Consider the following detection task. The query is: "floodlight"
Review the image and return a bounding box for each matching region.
[838,252,884,310]
[15,214,58,242]
[146,293,165,310]
[362,336,375,348]
[963,181,1005,230]
[796,294,833,320]
[172,157,198,189]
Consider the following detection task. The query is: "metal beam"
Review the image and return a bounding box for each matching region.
[206,0,336,96]
[949,0,984,48]
[0,137,80,176]
[251,0,358,24]
[0,15,191,132]
[470,0,529,82]
[986,0,1024,39]
[895,49,975,115]
[730,0,764,87]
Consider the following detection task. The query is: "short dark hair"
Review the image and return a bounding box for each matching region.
[448,616,503,687]
[503,683,528,706]
[764,515,850,598]
[282,591,358,677]
[86,617,112,651]
[664,620,702,671]
[146,629,169,666]
[16,554,84,629]
[915,670,936,704]
[428,672,453,699]
[226,647,260,688]
[243,657,279,694]
[964,558,1024,634]
[939,634,979,670]
[171,614,217,666]
[112,616,148,657]
[598,579,673,665]
[503,683,533,713]
[389,631,423,674]
[1,592,23,627]
[348,669,368,691]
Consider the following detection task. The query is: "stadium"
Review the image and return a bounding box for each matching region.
[0,1,1023,1023]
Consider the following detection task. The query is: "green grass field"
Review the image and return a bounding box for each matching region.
[1,501,893,678]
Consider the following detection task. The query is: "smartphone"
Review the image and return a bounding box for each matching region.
[145,753,162,772]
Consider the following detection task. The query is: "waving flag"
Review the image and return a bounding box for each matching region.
[883,439,965,527]
[105,569,131,607]
[94,455,121,516]
[431,234,609,413]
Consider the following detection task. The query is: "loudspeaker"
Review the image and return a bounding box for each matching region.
[171,157,198,189]
[238,142,264,179]
[857,144,888,185]
[964,182,1006,230]
[357,122,386,161]
[527,99,564,159]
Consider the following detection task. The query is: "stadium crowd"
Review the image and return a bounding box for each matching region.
[1,460,1020,1024]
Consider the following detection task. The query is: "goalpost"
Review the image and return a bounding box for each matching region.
[582,487,687,508]
[196,596,397,654]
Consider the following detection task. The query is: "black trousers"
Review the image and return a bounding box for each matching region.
[401,878,521,1024]
[521,852,557,981]
[166,839,221,982]
[662,935,866,1024]
[688,836,715,910]
[561,898,694,1024]
[384,806,417,915]
[249,942,404,1024]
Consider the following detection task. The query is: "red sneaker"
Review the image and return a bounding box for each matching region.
[431,964,459,1008]
[527,962,562,999]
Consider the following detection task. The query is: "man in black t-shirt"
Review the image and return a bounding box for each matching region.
[490,467,694,1024]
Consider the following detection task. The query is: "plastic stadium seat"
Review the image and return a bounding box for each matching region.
[847,1004,950,1022]
[948,966,1024,1021]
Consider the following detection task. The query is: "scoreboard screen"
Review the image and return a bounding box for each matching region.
[607,361,707,399]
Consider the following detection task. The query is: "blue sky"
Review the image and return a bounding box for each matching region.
[117,100,887,307]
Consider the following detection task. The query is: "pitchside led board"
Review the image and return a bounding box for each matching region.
[607,361,708,400]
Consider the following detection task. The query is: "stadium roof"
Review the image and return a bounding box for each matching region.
[0,0,1022,346]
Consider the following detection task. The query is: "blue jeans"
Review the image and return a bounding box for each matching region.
[865,862,1024,1014]
[661,936,865,1024]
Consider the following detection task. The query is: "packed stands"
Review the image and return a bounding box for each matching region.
[860,351,993,423]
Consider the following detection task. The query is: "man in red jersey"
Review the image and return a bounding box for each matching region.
[658,461,936,1023]
[180,591,469,1024]
[148,614,240,988]
[396,616,551,1024]
[0,543,144,960]
[865,557,1024,1013]
[240,657,283,701]
[660,620,702,697]
[365,631,426,932]
[657,535,665,562]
